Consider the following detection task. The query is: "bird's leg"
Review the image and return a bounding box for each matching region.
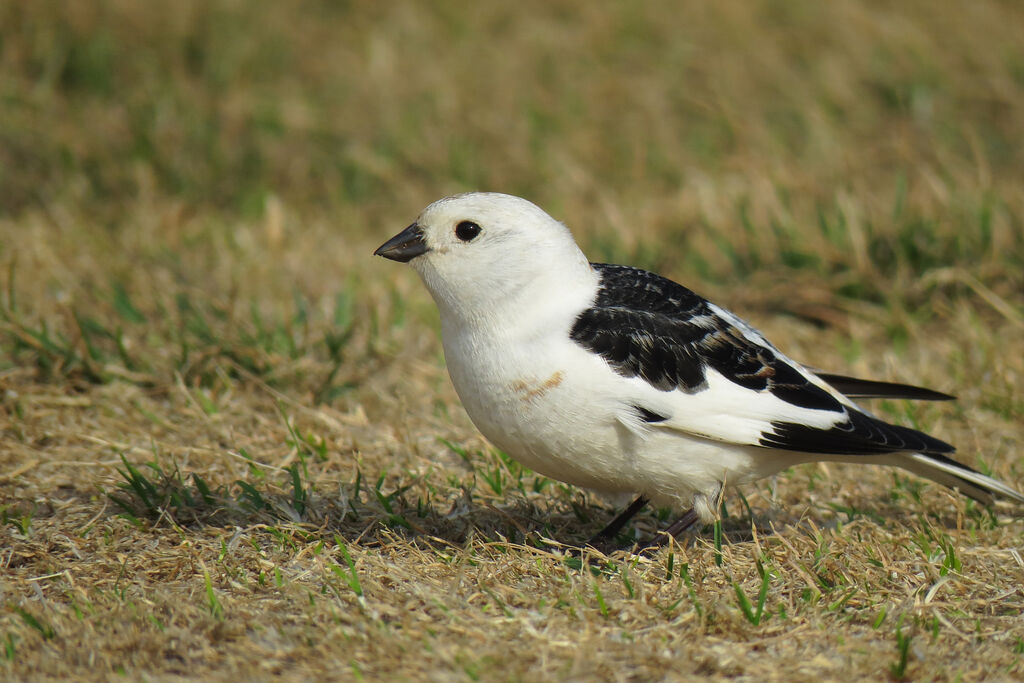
[586,495,649,549]
[661,508,701,539]
[636,508,702,551]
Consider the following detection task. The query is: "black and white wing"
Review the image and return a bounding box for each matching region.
[570,264,954,457]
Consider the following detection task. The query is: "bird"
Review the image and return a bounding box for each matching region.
[374,192,1023,548]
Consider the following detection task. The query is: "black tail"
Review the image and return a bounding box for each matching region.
[818,373,955,401]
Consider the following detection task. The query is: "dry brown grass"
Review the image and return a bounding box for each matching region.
[2,1,1024,680]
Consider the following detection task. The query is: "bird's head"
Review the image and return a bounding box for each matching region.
[374,193,594,324]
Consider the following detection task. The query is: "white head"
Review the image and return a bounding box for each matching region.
[375,193,594,326]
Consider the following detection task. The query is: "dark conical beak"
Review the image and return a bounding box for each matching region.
[373,223,430,263]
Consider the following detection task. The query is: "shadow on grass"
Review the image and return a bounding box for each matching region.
[101,453,998,561]
[102,453,614,548]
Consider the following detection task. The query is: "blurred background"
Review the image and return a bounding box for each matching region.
[4,1,1022,285]
[3,0,1023,446]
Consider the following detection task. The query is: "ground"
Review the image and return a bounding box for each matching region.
[2,1,1024,680]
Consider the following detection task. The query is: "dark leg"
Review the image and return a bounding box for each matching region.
[586,495,649,548]
[637,508,701,551]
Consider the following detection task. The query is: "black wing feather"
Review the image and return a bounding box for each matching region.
[760,412,954,456]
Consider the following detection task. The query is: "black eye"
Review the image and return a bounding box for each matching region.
[455,221,482,242]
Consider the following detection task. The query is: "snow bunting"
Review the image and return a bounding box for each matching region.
[375,192,1023,545]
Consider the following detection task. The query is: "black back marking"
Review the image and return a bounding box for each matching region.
[570,264,842,413]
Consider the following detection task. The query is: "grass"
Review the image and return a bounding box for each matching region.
[2,0,1024,679]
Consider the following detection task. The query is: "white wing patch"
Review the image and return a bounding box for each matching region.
[635,366,847,448]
